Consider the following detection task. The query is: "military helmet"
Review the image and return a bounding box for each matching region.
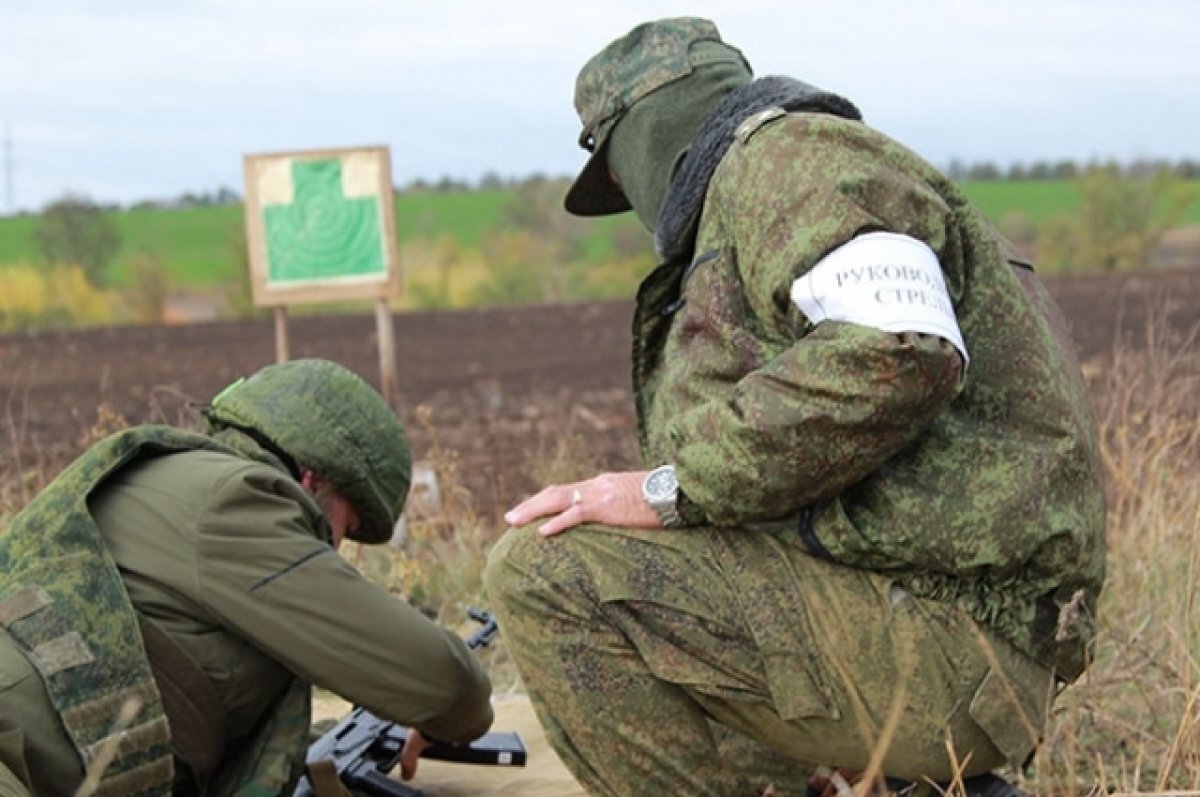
[204,358,410,544]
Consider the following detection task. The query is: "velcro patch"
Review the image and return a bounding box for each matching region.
[30,631,95,675]
[82,716,170,765]
[63,681,160,731]
[0,586,51,627]
[791,231,969,362]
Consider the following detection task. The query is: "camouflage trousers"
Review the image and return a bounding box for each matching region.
[484,524,1053,797]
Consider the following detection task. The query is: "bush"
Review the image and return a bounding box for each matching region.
[0,262,116,332]
[124,250,172,323]
[1039,168,1196,271]
[33,194,121,287]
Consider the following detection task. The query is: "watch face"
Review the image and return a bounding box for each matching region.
[645,466,678,500]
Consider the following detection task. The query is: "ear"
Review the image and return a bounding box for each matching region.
[300,468,321,493]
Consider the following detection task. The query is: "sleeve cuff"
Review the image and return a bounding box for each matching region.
[676,487,710,527]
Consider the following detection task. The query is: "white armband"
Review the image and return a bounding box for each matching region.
[790,231,969,364]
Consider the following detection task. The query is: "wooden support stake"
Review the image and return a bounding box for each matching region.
[375,298,398,411]
[273,305,289,363]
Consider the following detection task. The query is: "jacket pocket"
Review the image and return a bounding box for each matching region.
[967,641,1053,770]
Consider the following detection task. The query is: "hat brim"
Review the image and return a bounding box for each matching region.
[564,140,632,217]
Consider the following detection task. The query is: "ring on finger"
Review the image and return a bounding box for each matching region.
[571,488,583,506]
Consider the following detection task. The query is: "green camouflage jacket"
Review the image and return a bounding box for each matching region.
[634,109,1106,679]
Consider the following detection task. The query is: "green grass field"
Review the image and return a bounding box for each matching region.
[0,190,518,288]
[1,179,1197,289]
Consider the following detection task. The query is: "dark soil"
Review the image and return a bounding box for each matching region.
[2,268,1197,511]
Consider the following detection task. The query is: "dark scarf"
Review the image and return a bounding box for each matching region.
[655,76,863,262]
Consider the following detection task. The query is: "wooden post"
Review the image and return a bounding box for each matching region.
[375,298,398,410]
[273,305,289,363]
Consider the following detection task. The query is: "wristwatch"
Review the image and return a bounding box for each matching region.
[642,464,684,528]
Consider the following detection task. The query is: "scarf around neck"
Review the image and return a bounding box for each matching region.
[654,75,863,263]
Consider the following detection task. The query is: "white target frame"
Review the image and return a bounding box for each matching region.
[243,145,401,306]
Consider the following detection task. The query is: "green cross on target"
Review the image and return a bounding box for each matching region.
[263,158,386,283]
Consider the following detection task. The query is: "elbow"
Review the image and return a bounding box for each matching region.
[418,663,494,743]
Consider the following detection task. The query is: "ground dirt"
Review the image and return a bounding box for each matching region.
[2,267,1197,511]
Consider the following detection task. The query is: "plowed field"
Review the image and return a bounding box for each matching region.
[2,268,1197,512]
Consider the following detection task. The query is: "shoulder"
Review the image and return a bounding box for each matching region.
[722,111,897,180]
[712,111,952,228]
[119,450,316,528]
[131,449,288,494]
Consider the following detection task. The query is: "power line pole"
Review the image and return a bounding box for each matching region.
[3,124,12,214]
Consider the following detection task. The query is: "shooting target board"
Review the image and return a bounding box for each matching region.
[243,146,400,306]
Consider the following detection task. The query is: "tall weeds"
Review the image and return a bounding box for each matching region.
[1032,316,1200,794]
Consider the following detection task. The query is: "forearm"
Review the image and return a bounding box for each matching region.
[665,323,962,525]
[194,477,494,741]
[412,654,494,742]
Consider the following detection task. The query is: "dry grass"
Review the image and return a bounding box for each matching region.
[340,404,523,692]
[2,312,1198,794]
[1028,318,1200,795]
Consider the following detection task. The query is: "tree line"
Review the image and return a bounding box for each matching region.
[945,157,1200,182]
[12,157,1195,216]
[2,158,1194,332]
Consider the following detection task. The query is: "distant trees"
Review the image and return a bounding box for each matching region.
[476,176,653,306]
[944,157,1200,183]
[33,194,121,286]
[1039,167,1196,271]
[396,175,656,310]
[128,186,241,211]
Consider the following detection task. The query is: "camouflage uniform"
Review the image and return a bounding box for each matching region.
[486,17,1105,797]
[0,361,493,797]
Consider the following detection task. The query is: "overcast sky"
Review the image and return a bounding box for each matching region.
[2,0,1197,213]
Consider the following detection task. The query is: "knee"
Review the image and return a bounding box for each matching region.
[484,524,549,612]
[485,523,597,628]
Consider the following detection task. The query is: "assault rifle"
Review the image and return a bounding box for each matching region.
[295,609,527,797]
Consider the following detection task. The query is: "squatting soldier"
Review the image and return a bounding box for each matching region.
[0,359,493,796]
[486,17,1106,797]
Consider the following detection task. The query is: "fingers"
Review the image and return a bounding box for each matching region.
[536,503,584,538]
[504,483,584,527]
[503,471,661,537]
[399,728,430,780]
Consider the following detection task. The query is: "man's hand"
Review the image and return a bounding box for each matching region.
[399,727,432,781]
[504,471,661,537]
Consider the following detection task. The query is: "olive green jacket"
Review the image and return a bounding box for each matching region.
[635,110,1106,679]
[0,427,492,797]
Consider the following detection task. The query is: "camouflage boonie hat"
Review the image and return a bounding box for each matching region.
[204,358,411,545]
[564,17,750,216]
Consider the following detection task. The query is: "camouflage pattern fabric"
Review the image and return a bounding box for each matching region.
[0,427,245,797]
[573,17,742,155]
[208,679,311,797]
[203,358,412,545]
[489,66,1104,794]
[0,426,315,797]
[636,110,1106,680]
[487,523,1052,797]
[566,17,751,216]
